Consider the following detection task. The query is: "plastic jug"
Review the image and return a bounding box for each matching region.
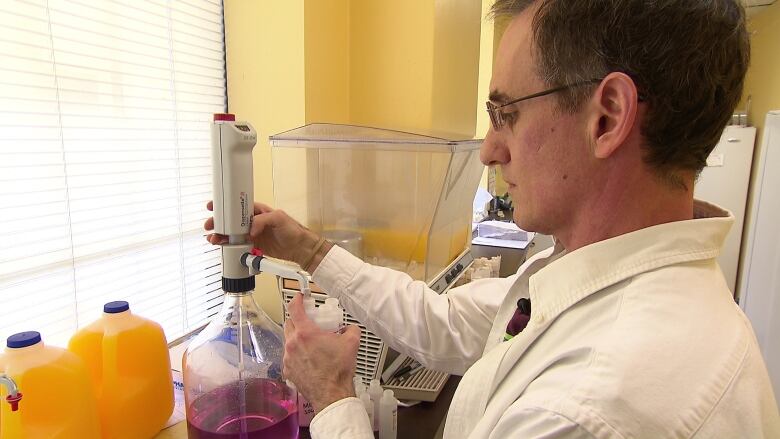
[0,331,101,439]
[68,301,174,438]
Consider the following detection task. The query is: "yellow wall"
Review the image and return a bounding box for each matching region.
[224,0,306,322]
[304,0,351,124]
[737,5,780,268]
[476,0,497,189]
[741,2,780,144]
[475,0,500,141]
[348,0,483,138]
[430,0,482,137]
[224,0,491,321]
[349,1,436,133]
[490,15,512,196]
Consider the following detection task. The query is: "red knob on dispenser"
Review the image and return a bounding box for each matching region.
[213,113,236,122]
[6,392,22,411]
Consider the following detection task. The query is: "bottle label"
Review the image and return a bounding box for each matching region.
[298,395,315,426]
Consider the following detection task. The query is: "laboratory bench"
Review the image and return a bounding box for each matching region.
[154,375,461,439]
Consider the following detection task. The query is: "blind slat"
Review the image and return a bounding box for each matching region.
[0,0,227,345]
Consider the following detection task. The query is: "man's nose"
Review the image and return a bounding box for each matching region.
[480,128,510,166]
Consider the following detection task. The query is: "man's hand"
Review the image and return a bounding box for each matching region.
[283,293,361,413]
[204,201,327,269]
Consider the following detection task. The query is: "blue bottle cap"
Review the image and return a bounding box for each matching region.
[7,331,42,348]
[104,301,130,314]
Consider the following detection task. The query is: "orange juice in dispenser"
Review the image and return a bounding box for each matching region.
[0,331,101,439]
[68,301,174,438]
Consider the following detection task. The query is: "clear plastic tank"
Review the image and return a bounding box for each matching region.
[270,124,484,282]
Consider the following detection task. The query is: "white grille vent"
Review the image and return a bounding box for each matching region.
[382,357,449,402]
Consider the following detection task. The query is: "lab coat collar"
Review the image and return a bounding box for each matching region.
[527,199,733,334]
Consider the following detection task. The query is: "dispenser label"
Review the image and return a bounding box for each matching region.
[240,192,250,227]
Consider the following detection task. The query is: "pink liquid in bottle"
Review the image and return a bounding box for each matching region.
[186,378,299,438]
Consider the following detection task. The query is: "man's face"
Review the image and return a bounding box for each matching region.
[481,9,593,236]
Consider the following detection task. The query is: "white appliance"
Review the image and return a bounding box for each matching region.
[739,110,780,401]
[695,125,757,293]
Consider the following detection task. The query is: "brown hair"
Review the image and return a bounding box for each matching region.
[490,0,750,183]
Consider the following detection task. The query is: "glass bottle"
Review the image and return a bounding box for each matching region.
[183,291,298,439]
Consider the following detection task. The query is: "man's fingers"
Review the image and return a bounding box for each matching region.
[204,217,214,231]
[287,293,306,321]
[284,318,295,339]
[254,202,274,215]
[210,200,272,214]
[249,209,281,239]
[206,233,228,245]
[288,293,315,328]
[342,325,362,346]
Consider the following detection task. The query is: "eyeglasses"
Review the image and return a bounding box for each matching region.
[485,79,602,131]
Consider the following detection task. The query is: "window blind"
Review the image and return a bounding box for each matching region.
[0,0,226,347]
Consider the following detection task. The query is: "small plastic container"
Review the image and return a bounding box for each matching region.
[299,297,345,427]
[314,298,344,333]
[360,392,374,429]
[1,331,101,439]
[68,301,174,438]
[368,379,383,432]
[379,389,398,439]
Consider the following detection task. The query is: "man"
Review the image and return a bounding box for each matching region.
[208,1,780,437]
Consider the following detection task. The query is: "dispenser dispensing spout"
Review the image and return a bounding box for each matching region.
[0,374,22,411]
[296,269,312,298]
[242,249,312,297]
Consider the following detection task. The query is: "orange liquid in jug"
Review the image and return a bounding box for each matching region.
[0,351,5,435]
[0,332,101,439]
[68,302,174,439]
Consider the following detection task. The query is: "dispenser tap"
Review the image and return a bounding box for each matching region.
[0,374,22,411]
[242,250,312,297]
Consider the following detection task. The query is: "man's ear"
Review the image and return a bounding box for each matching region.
[586,72,639,159]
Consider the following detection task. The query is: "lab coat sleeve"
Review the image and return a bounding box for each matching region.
[312,245,517,374]
[488,406,599,439]
[309,397,374,439]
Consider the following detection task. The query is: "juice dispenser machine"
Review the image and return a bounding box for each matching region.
[270,124,484,400]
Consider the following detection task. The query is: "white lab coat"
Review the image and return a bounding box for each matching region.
[309,201,780,438]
